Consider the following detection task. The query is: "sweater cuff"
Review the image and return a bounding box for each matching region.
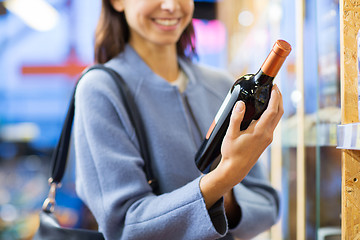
[208,198,228,235]
[197,176,228,237]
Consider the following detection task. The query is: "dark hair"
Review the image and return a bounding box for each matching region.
[94,0,196,64]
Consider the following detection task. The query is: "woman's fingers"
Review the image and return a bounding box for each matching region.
[271,85,284,128]
[226,85,283,139]
[256,84,283,131]
[227,101,245,138]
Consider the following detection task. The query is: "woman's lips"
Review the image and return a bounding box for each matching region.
[153,18,180,27]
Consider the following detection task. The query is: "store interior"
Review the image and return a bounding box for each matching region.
[0,0,341,239]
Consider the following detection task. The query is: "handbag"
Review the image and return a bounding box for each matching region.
[33,64,157,240]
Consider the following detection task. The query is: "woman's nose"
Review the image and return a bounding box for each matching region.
[161,0,179,13]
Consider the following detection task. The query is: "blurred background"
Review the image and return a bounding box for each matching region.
[0,0,341,239]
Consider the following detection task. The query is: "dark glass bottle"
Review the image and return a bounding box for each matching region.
[195,40,292,173]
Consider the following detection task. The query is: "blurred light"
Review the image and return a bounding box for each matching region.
[4,0,59,31]
[268,3,283,24]
[291,90,302,106]
[238,10,254,27]
[0,204,18,223]
[322,9,337,23]
[0,122,40,142]
[193,19,226,54]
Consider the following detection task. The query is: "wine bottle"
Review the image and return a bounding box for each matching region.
[195,39,292,173]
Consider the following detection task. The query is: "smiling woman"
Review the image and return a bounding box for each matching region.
[94,0,196,64]
[73,0,282,239]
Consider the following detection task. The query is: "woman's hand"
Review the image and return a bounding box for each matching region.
[199,85,283,209]
[219,84,284,184]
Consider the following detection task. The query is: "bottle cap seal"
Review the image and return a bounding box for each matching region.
[261,40,292,77]
[272,40,292,58]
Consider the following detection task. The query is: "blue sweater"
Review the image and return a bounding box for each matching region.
[74,45,280,240]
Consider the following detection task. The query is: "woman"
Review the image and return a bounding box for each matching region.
[74,0,283,239]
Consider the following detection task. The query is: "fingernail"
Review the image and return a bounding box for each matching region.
[273,84,280,94]
[234,101,244,113]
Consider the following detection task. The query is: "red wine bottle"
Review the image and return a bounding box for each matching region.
[195,40,292,173]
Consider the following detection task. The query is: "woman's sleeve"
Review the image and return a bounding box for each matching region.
[73,70,228,240]
[229,161,280,239]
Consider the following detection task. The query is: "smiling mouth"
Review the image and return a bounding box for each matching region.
[153,18,180,27]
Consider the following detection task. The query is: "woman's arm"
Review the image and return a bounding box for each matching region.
[200,85,283,236]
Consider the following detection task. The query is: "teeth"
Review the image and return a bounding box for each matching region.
[154,19,178,26]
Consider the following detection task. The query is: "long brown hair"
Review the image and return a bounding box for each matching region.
[94,0,196,64]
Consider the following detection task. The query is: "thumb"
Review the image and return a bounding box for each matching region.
[227,101,245,137]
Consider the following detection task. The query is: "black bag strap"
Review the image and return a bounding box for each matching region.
[49,64,157,190]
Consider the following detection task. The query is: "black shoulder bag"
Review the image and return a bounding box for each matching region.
[33,65,157,240]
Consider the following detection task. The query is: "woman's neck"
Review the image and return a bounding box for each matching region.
[130,42,179,82]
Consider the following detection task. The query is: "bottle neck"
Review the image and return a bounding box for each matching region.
[254,69,274,85]
[261,49,287,78]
